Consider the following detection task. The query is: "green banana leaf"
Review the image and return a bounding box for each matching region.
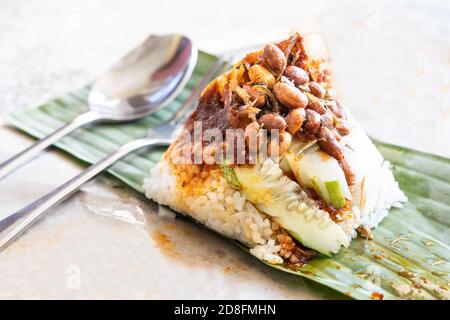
[3,51,449,300]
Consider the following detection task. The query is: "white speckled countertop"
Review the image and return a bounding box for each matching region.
[0,0,449,299]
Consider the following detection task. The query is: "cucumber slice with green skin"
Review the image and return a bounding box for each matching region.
[219,163,241,189]
[311,177,330,203]
[229,158,350,256]
[325,180,346,209]
[284,150,351,209]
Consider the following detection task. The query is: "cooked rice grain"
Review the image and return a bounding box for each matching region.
[144,161,280,263]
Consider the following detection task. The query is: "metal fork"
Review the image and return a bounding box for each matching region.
[0,55,231,251]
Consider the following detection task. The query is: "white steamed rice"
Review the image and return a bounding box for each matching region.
[143,115,407,263]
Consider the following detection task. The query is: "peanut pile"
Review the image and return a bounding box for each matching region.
[230,39,354,184]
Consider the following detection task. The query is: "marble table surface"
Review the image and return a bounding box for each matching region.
[0,0,449,299]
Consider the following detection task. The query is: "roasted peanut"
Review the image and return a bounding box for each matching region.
[268,131,292,157]
[243,85,266,108]
[318,127,344,160]
[285,108,306,135]
[273,82,308,109]
[267,139,275,157]
[325,100,344,118]
[303,109,321,134]
[284,66,309,86]
[262,44,287,77]
[321,111,334,129]
[335,120,350,136]
[309,82,326,98]
[248,64,276,88]
[278,131,292,156]
[244,121,260,145]
[307,96,326,114]
[259,113,287,132]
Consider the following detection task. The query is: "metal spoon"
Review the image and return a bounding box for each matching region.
[0,55,230,251]
[0,34,197,180]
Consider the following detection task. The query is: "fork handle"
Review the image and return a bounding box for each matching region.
[0,138,171,251]
[0,111,101,181]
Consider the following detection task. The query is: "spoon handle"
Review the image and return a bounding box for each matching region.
[0,111,101,181]
[0,137,171,251]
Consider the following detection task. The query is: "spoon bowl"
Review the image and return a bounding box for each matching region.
[88,34,197,120]
[0,33,197,179]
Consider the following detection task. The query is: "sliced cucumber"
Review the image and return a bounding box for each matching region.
[284,150,351,209]
[230,158,349,256]
[311,176,329,203]
[219,163,241,189]
[325,180,346,209]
